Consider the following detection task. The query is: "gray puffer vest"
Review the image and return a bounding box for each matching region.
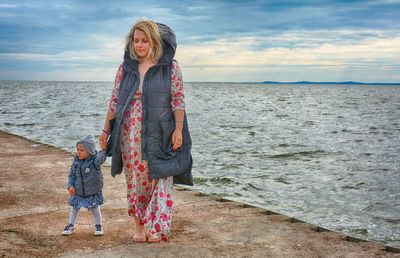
[110,23,192,182]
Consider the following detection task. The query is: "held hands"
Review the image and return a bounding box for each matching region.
[99,132,108,151]
[99,127,182,151]
[68,187,76,196]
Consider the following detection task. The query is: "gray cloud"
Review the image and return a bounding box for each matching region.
[0,0,399,81]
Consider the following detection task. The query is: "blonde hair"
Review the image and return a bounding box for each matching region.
[125,19,163,62]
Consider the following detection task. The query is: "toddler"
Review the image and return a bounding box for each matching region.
[62,135,106,236]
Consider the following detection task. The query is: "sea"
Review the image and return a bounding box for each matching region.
[1,80,399,247]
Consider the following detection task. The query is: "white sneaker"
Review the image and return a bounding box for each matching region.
[62,224,75,236]
[94,224,103,236]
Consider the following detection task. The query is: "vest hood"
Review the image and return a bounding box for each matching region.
[157,23,176,64]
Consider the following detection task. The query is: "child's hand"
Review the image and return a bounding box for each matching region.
[99,132,108,150]
[68,187,76,196]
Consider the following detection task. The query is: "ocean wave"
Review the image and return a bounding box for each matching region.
[194,177,238,186]
[4,122,37,127]
[267,150,327,159]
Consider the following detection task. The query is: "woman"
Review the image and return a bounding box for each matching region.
[99,20,192,243]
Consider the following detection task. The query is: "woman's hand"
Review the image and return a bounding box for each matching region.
[99,132,108,150]
[171,128,183,151]
[172,110,185,151]
[100,112,115,151]
[68,187,76,196]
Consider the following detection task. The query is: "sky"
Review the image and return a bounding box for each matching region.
[0,0,400,82]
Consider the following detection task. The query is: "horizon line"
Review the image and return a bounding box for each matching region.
[0,79,399,85]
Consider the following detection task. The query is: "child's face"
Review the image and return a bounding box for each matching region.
[76,143,90,160]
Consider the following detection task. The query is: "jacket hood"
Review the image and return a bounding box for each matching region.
[77,134,96,156]
[157,23,176,64]
[123,22,176,68]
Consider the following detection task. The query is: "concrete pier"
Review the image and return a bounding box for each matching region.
[0,130,399,257]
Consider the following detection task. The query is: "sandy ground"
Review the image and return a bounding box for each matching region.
[0,130,399,258]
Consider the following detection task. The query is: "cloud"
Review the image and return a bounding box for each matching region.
[0,67,118,81]
[176,29,400,82]
[0,34,124,67]
[0,32,125,82]
[0,0,399,82]
[178,29,400,65]
[1,29,399,82]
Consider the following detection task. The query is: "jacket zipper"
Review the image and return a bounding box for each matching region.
[79,164,85,197]
[134,64,162,158]
[142,67,154,157]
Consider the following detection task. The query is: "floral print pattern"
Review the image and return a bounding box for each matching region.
[108,61,185,241]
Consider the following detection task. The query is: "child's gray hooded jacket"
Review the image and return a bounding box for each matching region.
[68,135,106,197]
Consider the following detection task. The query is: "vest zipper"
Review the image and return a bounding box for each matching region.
[142,67,154,157]
[139,64,162,159]
[79,164,85,197]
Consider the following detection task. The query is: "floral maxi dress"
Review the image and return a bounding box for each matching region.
[108,61,185,241]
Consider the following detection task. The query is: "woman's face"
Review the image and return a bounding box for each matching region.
[133,29,151,59]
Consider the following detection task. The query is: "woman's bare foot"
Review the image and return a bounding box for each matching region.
[133,217,146,243]
[146,234,161,243]
[133,231,146,243]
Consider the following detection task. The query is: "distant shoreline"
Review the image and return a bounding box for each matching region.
[1,80,399,85]
[262,81,400,85]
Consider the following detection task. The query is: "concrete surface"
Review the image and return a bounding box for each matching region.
[0,130,399,258]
